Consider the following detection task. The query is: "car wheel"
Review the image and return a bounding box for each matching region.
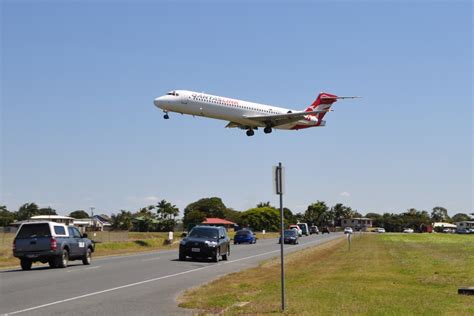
[82,248,92,265]
[56,249,69,268]
[213,249,220,263]
[222,247,229,261]
[179,251,186,261]
[48,260,57,268]
[20,259,32,270]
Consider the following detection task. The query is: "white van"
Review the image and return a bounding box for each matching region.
[297,223,309,236]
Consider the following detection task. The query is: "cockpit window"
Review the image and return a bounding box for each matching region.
[166,91,179,96]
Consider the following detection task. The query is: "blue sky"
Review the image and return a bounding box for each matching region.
[1,1,472,217]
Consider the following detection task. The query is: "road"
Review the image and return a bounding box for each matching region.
[1,232,343,315]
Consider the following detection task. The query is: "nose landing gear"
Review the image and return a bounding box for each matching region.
[163,111,169,119]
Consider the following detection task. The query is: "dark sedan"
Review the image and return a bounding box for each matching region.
[278,229,299,245]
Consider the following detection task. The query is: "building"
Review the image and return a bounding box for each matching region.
[75,215,112,232]
[12,215,76,226]
[201,218,236,230]
[341,218,373,231]
[455,221,474,230]
[432,222,457,232]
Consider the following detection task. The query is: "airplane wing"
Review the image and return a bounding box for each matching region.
[243,109,330,127]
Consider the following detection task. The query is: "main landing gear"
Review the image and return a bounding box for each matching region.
[264,126,272,134]
[246,129,254,137]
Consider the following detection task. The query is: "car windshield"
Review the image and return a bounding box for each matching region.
[16,224,51,239]
[236,230,251,236]
[284,230,296,237]
[189,227,218,239]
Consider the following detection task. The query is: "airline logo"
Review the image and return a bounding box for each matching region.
[191,93,239,106]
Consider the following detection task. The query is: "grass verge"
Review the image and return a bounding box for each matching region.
[178,233,474,315]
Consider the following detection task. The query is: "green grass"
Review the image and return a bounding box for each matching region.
[178,233,474,315]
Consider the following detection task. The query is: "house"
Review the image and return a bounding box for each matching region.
[341,218,373,231]
[25,215,75,225]
[73,215,112,232]
[432,222,457,232]
[455,221,474,230]
[201,218,236,230]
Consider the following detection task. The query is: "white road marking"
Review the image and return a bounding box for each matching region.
[66,266,100,273]
[5,235,342,315]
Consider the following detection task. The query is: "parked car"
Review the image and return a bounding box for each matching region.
[13,221,94,270]
[309,225,319,235]
[402,228,414,233]
[179,226,230,262]
[289,225,303,237]
[344,227,353,234]
[279,229,299,244]
[456,228,471,234]
[234,229,257,244]
[297,223,309,236]
[321,226,330,234]
[375,228,386,233]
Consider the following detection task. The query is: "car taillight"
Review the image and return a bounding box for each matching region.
[12,240,16,251]
[50,238,57,250]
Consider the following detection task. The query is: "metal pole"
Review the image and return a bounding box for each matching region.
[278,162,285,311]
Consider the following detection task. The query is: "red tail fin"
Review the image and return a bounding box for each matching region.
[305,92,338,125]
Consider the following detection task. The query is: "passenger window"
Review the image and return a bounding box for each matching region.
[54,226,66,235]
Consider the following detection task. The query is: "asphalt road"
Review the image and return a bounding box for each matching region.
[0,232,343,316]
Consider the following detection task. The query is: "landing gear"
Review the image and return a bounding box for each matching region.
[163,113,169,119]
[264,126,272,134]
[246,129,254,137]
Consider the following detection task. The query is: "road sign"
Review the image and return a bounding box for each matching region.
[273,165,285,195]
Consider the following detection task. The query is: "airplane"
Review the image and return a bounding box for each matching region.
[153,90,359,136]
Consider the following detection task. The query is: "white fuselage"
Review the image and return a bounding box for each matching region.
[153,90,320,130]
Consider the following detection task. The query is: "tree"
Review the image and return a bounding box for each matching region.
[431,206,450,222]
[133,207,158,232]
[111,210,133,230]
[223,208,242,224]
[155,200,179,231]
[183,210,207,229]
[283,207,296,224]
[241,207,280,231]
[257,202,272,208]
[183,197,227,226]
[366,212,382,227]
[331,203,355,226]
[156,200,179,220]
[304,201,329,226]
[69,210,90,219]
[401,208,431,232]
[452,213,471,222]
[0,205,16,226]
[37,207,57,216]
[15,203,40,221]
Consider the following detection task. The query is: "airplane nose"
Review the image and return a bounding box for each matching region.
[154,96,164,108]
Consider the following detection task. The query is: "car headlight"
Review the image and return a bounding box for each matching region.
[180,240,187,246]
[205,240,218,247]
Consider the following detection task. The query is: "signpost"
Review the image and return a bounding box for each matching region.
[273,162,285,311]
